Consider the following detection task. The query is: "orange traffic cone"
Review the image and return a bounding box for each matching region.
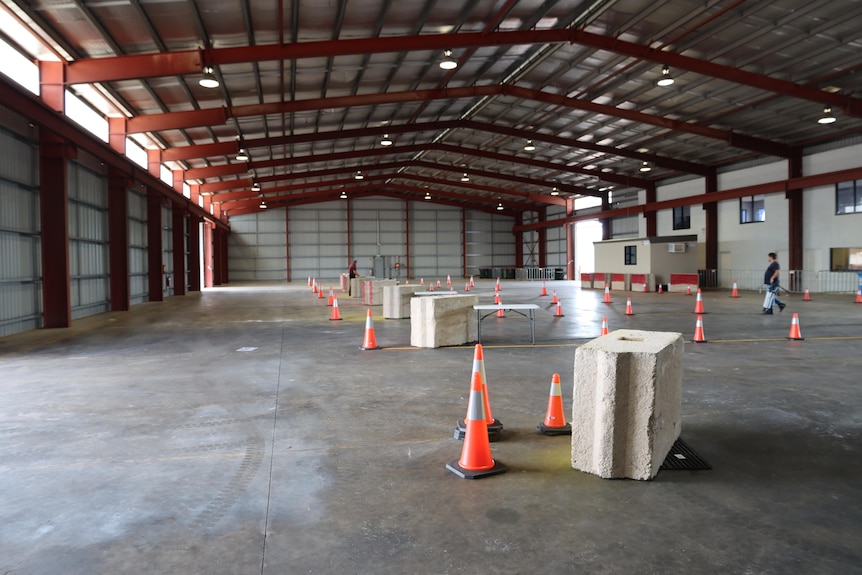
[787,313,804,340]
[693,288,705,313]
[447,274,451,286]
[658,284,663,294]
[554,300,564,317]
[455,344,503,441]
[540,281,548,296]
[317,285,325,299]
[496,277,501,291]
[856,288,862,303]
[436,280,441,288]
[469,276,475,288]
[625,297,634,315]
[327,287,334,306]
[312,279,319,293]
[307,276,312,287]
[537,373,572,435]
[465,282,470,292]
[692,315,707,343]
[803,288,811,301]
[551,289,558,304]
[359,308,380,350]
[494,293,501,305]
[686,285,692,296]
[600,317,609,336]
[731,281,739,298]
[602,285,612,304]
[446,371,507,479]
[496,298,505,318]
[429,284,434,292]
[420,278,424,285]
[329,297,342,320]
[643,282,649,293]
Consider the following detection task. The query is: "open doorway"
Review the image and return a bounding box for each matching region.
[574,219,603,285]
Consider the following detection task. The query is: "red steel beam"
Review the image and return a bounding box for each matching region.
[62,29,862,117]
[127,85,791,157]
[513,166,862,232]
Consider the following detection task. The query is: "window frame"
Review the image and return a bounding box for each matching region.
[624,245,637,266]
[740,194,766,224]
[835,179,862,215]
[672,205,691,230]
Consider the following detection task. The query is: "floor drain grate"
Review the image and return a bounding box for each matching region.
[660,437,712,470]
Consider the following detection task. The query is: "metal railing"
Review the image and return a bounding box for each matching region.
[516,266,561,281]
[698,269,861,293]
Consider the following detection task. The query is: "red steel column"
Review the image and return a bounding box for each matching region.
[108,168,130,311]
[187,216,202,292]
[644,183,657,237]
[203,222,214,288]
[172,206,186,295]
[565,199,575,281]
[147,188,164,301]
[704,169,719,271]
[787,147,804,289]
[39,131,75,328]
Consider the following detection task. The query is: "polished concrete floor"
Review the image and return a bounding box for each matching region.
[1,280,861,574]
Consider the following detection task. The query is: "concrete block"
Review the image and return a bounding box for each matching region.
[571,329,683,480]
[630,273,655,293]
[361,279,397,305]
[383,285,421,319]
[348,277,363,298]
[410,295,478,348]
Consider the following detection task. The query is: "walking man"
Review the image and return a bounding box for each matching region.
[762,252,785,314]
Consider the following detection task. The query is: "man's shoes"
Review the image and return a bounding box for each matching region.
[762,309,773,314]
[778,303,786,312]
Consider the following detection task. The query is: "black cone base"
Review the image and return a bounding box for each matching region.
[446,459,508,479]
[454,418,502,442]
[536,422,572,436]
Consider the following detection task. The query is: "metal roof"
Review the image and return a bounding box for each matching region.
[5,0,861,216]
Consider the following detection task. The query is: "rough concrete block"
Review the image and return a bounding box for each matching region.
[362,279,397,305]
[348,277,362,298]
[410,295,478,348]
[571,329,683,480]
[383,285,421,319]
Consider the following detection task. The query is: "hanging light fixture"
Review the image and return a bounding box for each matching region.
[235,148,249,162]
[523,139,536,151]
[380,134,393,146]
[496,202,504,211]
[817,106,837,124]
[550,187,560,196]
[439,49,457,70]
[656,65,674,87]
[639,161,652,172]
[259,199,267,209]
[461,173,470,182]
[199,66,219,89]
[424,192,432,200]
[354,170,364,180]
[251,181,261,192]
[340,190,348,199]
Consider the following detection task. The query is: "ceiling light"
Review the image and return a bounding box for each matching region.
[340,191,348,199]
[461,173,470,182]
[199,66,219,89]
[639,161,652,172]
[523,140,536,152]
[439,49,457,70]
[550,187,560,196]
[657,65,674,87]
[424,192,432,200]
[817,106,837,124]
[251,181,261,192]
[496,202,504,211]
[235,148,249,162]
[354,170,364,180]
[259,200,267,209]
[380,134,393,146]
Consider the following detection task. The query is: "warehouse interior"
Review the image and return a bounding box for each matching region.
[0,0,861,573]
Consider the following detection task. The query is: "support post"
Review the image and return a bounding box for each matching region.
[147,188,164,301]
[108,168,130,311]
[172,206,186,295]
[787,148,804,290]
[704,169,719,271]
[39,130,74,328]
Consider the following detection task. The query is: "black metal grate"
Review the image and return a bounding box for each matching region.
[660,437,712,470]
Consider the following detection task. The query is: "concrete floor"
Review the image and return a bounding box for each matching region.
[1,280,861,574]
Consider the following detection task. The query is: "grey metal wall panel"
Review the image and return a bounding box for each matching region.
[68,162,109,319]
[0,129,37,186]
[289,203,347,280]
[128,189,148,305]
[228,211,288,281]
[465,210,515,275]
[408,202,461,278]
